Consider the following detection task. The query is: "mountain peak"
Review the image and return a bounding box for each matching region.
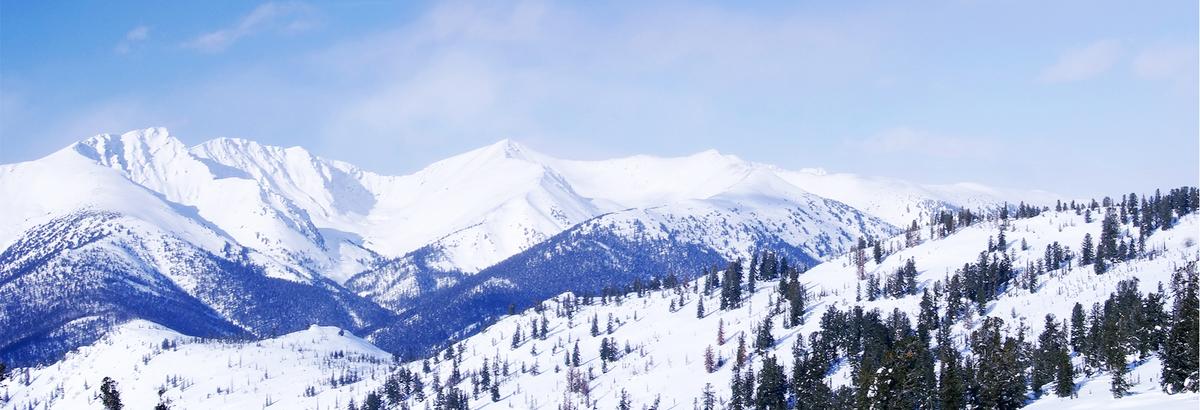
[480,138,537,161]
[70,127,185,167]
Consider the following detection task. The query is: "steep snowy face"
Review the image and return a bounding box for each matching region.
[191,137,377,228]
[194,138,605,277]
[361,139,602,270]
[71,128,337,282]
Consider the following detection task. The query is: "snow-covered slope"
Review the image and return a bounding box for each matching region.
[2,320,393,410]
[773,167,1058,227]
[74,129,342,282]
[368,208,1199,409]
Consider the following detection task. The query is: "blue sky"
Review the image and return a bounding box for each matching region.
[1,1,1195,197]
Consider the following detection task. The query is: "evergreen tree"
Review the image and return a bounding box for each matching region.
[1053,339,1076,398]
[571,341,581,367]
[1161,262,1199,393]
[736,335,748,368]
[718,319,726,345]
[1070,303,1087,354]
[1081,233,1095,265]
[100,377,123,410]
[729,367,746,410]
[754,356,787,410]
[701,383,717,410]
[788,280,806,327]
[1033,314,1070,398]
[363,392,384,410]
[968,317,1026,409]
[755,320,775,352]
[870,335,935,409]
[1109,351,1130,398]
[617,388,632,410]
[704,345,716,373]
[938,350,967,410]
[591,314,600,337]
[696,297,705,318]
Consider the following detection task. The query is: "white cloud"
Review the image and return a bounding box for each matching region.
[185,2,316,53]
[854,127,998,159]
[1132,45,1197,81]
[114,25,150,54]
[1038,40,1121,83]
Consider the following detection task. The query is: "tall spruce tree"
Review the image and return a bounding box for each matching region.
[754,355,787,410]
[1161,262,1199,393]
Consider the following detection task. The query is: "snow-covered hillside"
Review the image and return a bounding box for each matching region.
[350,208,1197,409]
[1,320,394,410]
[773,167,1058,227]
[7,202,1194,410]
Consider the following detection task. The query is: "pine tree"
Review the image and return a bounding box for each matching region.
[736,335,748,368]
[729,367,746,410]
[100,377,123,410]
[701,383,717,410]
[755,320,775,352]
[717,319,726,345]
[968,317,1026,409]
[1109,351,1130,398]
[788,280,806,327]
[1094,255,1108,274]
[704,345,716,373]
[363,392,383,410]
[490,383,500,402]
[1053,337,1076,398]
[1070,302,1087,354]
[938,350,966,410]
[617,388,632,410]
[1161,262,1199,393]
[1081,233,1095,265]
[1033,314,1070,397]
[696,298,705,318]
[571,341,581,367]
[591,314,600,337]
[754,355,787,410]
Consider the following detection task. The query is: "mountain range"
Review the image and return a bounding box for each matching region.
[0,128,1053,365]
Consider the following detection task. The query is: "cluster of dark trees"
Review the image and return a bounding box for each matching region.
[863,258,920,301]
[722,262,1199,410]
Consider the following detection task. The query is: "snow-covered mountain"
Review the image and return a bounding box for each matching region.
[0,128,1052,368]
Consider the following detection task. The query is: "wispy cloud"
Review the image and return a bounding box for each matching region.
[185,2,316,53]
[1038,40,1121,83]
[310,0,881,164]
[114,25,150,54]
[853,127,999,159]
[1132,45,1197,83]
